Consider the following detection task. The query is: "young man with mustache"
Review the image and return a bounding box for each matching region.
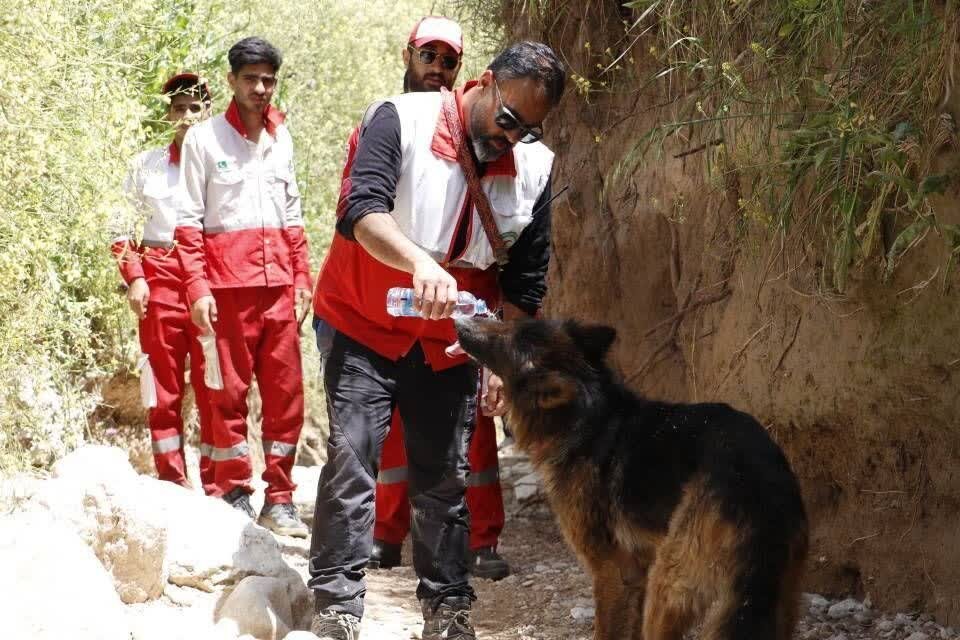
[175,37,312,537]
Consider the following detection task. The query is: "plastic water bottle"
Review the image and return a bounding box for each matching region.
[386,287,490,318]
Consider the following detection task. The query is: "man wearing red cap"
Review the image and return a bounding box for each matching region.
[345,16,510,583]
[308,35,566,640]
[176,37,312,537]
[109,73,213,488]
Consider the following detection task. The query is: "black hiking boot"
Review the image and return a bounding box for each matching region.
[366,538,402,570]
[258,501,309,538]
[469,546,510,581]
[421,596,476,640]
[223,487,255,519]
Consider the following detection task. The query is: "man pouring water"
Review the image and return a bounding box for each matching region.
[308,41,565,640]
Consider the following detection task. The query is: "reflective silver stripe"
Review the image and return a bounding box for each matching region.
[467,466,500,487]
[152,435,182,454]
[199,443,213,458]
[205,442,250,462]
[377,466,408,485]
[263,440,297,458]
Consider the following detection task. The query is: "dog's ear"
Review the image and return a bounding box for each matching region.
[564,321,617,363]
[536,373,577,410]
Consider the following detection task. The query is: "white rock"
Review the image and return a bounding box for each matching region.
[0,510,131,640]
[827,598,865,619]
[0,472,45,511]
[877,619,895,631]
[53,443,137,484]
[35,445,168,603]
[571,606,596,622]
[803,593,829,609]
[142,478,293,591]
[284,633,321,640]
[26,444,292,595]
[217,574,313,639]
[514,471,542,501]
[906,633,931,640]
[127,597,231,640]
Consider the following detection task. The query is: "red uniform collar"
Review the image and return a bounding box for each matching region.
[168,141,180,166]
[431,81,516,178]
[225,97,286,140]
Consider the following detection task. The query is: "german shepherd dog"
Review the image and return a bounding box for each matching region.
[454,317,808,640]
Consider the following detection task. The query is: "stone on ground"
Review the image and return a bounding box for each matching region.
[216,574,313,639]
[0,509,131,640]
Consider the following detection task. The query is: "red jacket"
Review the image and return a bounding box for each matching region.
[313,87,506,371]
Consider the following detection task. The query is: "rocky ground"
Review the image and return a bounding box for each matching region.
[2,443,958,640]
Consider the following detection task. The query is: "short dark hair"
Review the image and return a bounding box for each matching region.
[228,36,282,74]
[164,77,211,104]
[487,41,566,106]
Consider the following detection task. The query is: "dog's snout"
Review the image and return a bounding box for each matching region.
[454,316,483,339]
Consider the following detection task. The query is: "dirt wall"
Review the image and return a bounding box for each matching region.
[508,2,960,624]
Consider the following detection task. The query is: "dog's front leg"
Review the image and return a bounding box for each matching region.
[589,547,651,640]
[621,551,652,640]
[589,557,627,640]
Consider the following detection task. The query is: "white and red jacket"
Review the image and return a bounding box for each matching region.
[175,100,311,303]
[109,143,192,306]
[314,83,554,370]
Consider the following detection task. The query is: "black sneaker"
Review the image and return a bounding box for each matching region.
[223,487,255,519]
[421,596,475,640]
[469,546,510,581]
[310,609,361,640]
[366,538,402,570]
[258,501,309,538]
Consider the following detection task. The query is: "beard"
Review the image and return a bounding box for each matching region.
[405,64,447,93]
[471,136,509,163]
[469,105,511,163]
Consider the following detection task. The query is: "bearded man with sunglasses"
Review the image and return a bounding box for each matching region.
[337,16,513,585]
[309,41,565,640]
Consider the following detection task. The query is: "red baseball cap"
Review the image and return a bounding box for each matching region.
[408,16,463,54]
[162,72,212,103]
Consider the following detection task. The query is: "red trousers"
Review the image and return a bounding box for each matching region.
[205,285,303,503]
[374,404,504,550]
[138,249,213,487]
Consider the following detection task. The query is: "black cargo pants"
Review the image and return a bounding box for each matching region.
[308,326,477,619]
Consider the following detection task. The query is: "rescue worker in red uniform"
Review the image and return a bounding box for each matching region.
[308,41,566,640]
[175,37,312,537]
[110,73,213,488]
[349,17,509,582]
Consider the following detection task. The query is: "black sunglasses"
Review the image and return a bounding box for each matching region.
[407,44,460,71]
[493,79,543,144]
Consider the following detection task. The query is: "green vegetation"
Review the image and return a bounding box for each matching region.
[0,0,501,470]
[503,0,959,292]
